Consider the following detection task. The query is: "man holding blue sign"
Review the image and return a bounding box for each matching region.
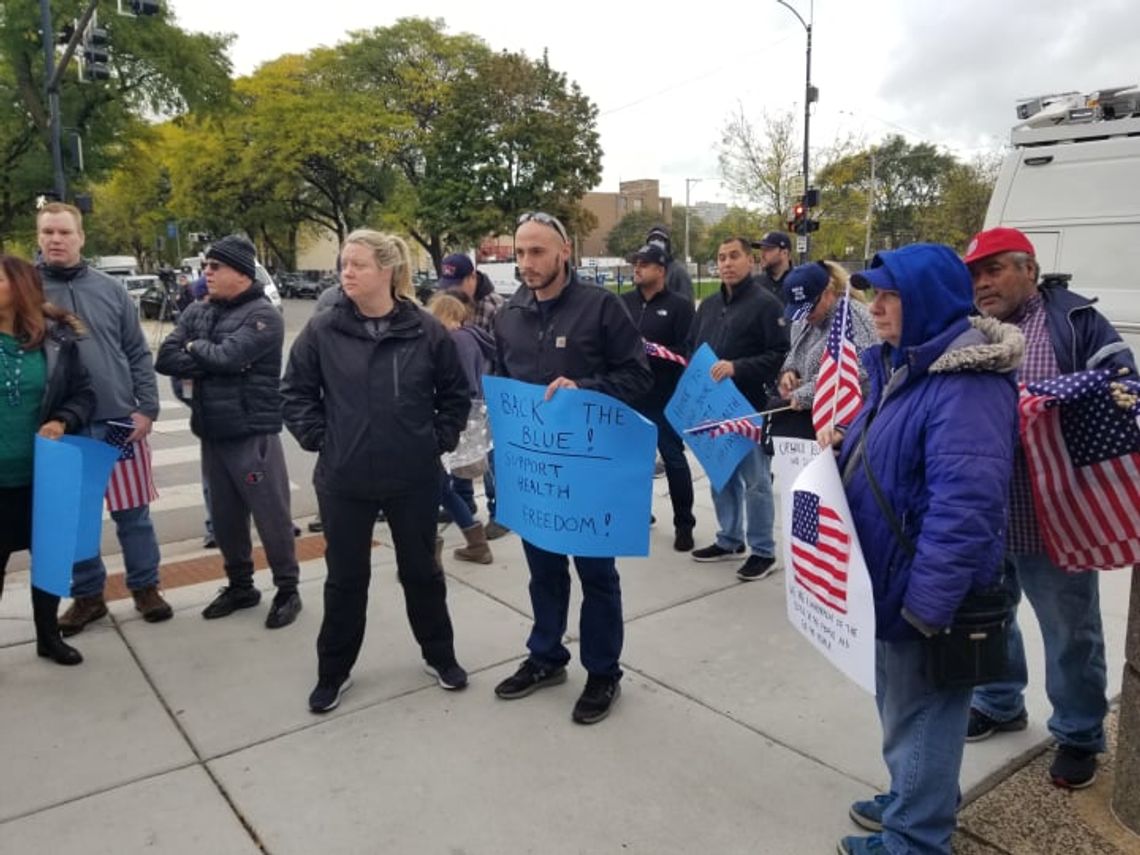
[687,236,789,581]
[492,211,652,725]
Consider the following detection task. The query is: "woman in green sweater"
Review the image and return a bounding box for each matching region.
[0,255,94,665]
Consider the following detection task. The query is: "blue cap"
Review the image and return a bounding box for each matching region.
[782,262,831,321]
[438,253,475,287]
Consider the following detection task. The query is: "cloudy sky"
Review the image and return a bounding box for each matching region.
[169,0,1136,207]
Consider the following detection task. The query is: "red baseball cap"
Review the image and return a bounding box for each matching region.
[962,227,1035,266]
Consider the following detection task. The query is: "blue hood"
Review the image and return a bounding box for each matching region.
[869,243,975,364]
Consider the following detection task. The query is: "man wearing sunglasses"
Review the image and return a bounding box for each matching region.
[156,235,302,629]
[492,211,653,724]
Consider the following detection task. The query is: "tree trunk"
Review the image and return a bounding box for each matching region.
[1111,565,1140,832]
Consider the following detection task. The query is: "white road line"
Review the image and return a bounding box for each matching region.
[150,444,201,467]
[152,418,191,434]
[102,480,299,518]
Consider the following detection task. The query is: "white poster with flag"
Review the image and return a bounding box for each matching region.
[783,452,875,694]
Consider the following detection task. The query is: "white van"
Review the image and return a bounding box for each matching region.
[477,262,521,297]
[984,86,1140,355]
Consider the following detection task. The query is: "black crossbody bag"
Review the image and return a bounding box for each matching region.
[854,427,1013,688]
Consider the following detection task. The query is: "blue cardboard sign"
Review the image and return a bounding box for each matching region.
[483,376,657,557]
[31,435,119,597]
[664,343,757,491]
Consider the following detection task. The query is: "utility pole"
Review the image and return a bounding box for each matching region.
[777,0,816,263]
[863,151,876,263]
[684,177,702,265]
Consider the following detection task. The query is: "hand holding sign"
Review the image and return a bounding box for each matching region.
[484,376,657,557]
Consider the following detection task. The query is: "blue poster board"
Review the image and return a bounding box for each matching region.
[664,343,757,491]
[483,376,657,557]
[31,435,119,597]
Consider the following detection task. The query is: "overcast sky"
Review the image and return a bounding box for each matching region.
[168,0,1137,207]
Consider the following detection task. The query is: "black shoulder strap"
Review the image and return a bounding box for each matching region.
[852,416,916,559]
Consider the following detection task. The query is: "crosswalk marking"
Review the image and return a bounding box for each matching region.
[151,443,201,467]
[152,418,191,434]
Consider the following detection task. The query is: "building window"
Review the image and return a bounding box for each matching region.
[632,198,643,211]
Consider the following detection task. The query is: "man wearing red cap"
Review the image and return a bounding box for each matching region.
[964,226,1136,789]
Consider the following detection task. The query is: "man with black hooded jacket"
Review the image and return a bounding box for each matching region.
[156,235,302,629]
[687,236,789,581]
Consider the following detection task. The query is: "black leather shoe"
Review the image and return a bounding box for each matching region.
[265,590,302,629]
[202,586,262,619]
[37,634,83,666]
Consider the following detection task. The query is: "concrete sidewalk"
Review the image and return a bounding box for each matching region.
[0,480,1134,854]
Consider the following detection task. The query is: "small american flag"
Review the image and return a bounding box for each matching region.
[1020,368,1140,571]
[791,489,851,613]
[644,340,688,366]
[690,416,764,444]
[103,421,159,512]
[812,295,862,435]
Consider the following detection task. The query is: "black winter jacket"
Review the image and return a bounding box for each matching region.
[154,284,285,440]
[494,274,652,406]
[41,319,94,431]
[620,286,695,409]
[281,296,471,499]
[686,275,790,409]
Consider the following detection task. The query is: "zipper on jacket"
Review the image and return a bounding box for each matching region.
[391,346,401,401]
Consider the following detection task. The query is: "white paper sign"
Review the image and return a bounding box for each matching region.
[781,451,876,694]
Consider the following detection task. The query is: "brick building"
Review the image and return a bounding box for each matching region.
[579,179,672,258]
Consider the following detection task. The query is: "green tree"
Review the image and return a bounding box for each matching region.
[605,210,662,258]
[718,107,801,220]
[670,206,706,263]
[0,0,232,246]
[699,207,769,262]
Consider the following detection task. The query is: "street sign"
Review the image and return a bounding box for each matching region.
[797,236,807,253]
[166,221,178,239]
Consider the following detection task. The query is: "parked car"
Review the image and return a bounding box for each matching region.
[291,277,325,299]
[120,274,157,303]
[138,280,180,321]
[413,272,438,305]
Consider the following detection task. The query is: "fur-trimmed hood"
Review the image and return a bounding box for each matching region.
[929,315,1024,375]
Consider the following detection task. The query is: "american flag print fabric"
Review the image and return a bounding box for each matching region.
[790,489,851,613]
[1019,368,1140,571]
[691,416,765,444]
[644,340,688,366]
[812,296,863,435]
[103,421,159,512]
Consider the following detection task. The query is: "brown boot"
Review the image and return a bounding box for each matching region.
[58,595,108,638]
[132,585,174,623]
[454,523,493,565]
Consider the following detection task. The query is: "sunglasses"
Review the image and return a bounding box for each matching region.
[204,260,226,271]
[517,211,569,242]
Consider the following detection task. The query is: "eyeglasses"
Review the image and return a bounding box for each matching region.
[517,211,569,242]
[204,260,225,271]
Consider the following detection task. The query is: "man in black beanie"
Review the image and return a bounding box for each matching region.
[646,225,695,304]
[155,235,303,628]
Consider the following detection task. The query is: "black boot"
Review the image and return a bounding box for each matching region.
[32,586,83,666]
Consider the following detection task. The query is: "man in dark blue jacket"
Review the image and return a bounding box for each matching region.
[156,235,301,629]
[965,227,1137,790]
[493,211,653,725]
[621,242,697,550]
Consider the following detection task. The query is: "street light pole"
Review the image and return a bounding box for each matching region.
[777,0,815,263]
[684,177,702,264]
[39,0,66,201]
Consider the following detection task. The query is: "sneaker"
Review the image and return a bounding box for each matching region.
[201,586,262,620]
[571,675,621,725]
[309,675,353,713]
[307,519,324,533]
[849,793,895,832]
[58,595,108,638]
[265,589,302,629]
[673,528,695,552]
[1049,745,1098,789]
[424,661,469,691]
[837,834,886,855]
[691,543,745,563]
[965,708,1028,742]
[484,520,511,540]
[737,554,778,581]
[494,660,568,699]
[131,585,173,623]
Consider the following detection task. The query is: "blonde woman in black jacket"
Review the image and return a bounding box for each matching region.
[283,230,472,713]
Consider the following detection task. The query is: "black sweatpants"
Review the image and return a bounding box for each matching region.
[316,480,456,682]
[201,433,299,591]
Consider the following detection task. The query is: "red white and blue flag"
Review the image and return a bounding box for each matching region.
[812,295,862,435]
[644,340,688,366]
[790,489,851,613]
[1019,368,1140,571]
[103,421,159,512]
[688,416,764,444]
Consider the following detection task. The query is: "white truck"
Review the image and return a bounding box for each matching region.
[984,85,1140,355]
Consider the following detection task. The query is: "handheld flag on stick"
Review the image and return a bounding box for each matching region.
[644,340,688,367]
[812,292,863,435]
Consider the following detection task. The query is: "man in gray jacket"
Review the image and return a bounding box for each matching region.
[156,236,301,628]
[37,203,172,633]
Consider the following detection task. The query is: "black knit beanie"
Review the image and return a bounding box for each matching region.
[205,235,257,281]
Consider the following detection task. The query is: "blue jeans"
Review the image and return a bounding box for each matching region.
[710,446,775,556]
[452,476,477,515]
[440,472,476,530]
[520,540,623,680]
[644,406,695,530]
[970,552,1107,752]
[876,639,971,855]
[71,420,162,597]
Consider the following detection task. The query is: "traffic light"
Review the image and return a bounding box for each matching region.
[788,202,805,234]
[77,14,110,82]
